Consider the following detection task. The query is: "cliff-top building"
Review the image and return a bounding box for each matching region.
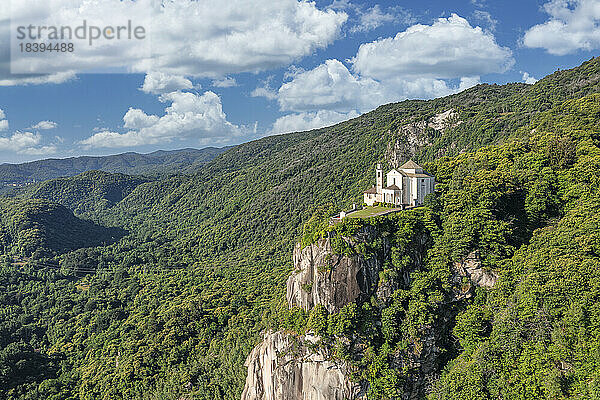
[363,160,435,207]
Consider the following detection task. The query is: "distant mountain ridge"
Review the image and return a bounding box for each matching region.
[0,147,229,185]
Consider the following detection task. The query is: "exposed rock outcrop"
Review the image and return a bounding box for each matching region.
[386,121,431,168]
[242,220,498,400]
[427,109,460,132]
[241,331,363,400]
[286,234,385,313]
[243,228,383,400]
[452,251,498,289]
[386,109,462,168]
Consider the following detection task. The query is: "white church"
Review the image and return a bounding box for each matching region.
[364,160,435,207]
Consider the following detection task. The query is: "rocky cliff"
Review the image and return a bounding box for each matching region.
[241,218,497,400]
[452,250,497,289]
[241,331,362,400]
[386,109,462,168]
[242,227,380,400]
[286,228,386,313]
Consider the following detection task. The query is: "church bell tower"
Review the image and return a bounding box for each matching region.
[376,163,383,193]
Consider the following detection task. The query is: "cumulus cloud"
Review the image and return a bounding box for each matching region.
[271,110,359,134]
[31,120,58,130]
[276,59,394,112]
[522,71,539,84]
[0,131,40,150]
[0,110,58,154]
[141,72,194,94]
[80,90,241,148]
[523,0,600,55]
[352,14,513,80]
[0,131,56,155]
[1,0,347,81]
[256,14,507,121]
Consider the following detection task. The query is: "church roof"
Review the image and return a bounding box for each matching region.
[383,184,401,191]
[403,172,433,178]
[400,160,422,169]
[364,187,377,194]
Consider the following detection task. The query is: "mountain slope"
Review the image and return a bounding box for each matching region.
[2,58,600,400]
[0,198,125,257]
[250,93,600,400]
[0,147,229,186]
[20,170,151,218]
[99,58,600,263]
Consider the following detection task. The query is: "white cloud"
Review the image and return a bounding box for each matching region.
[141,72,194,94]
[2,0,347,81]
[0,72,76,87]
[352,14,513,80]
[251,76,279,100]
[80,90,241,148]
[0,109,7,131]
[79,130,142,149]
[350,5,414,33]
[20,144,58,156]
[276,59,393,112]
[271,110,359,134]
[472,10,498,31]
[144,0,347,77]
[0,131,56,155]
[251,87,279,100]
[522,71,539,84]
[212,77,238,88]
[257,14,504,119]
[31,120,58,130]
[122,108,160,130]
[0,131,40,150]
[523,0,600,55]
[0,110,57,154]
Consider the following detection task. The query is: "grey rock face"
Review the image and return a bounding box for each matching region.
[427,109,461,132]
[241,331,363,400]
[242,225,499,400]
[452,251,498,289]
[386,109,461,168]
[286,232,385,313]
[243,229,382,400]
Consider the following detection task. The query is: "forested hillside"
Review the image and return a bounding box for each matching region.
[0,198,125,258]
[1,58,600,399]
[276,93,600,399]
[0,147,227,186]
[19,171,151,219]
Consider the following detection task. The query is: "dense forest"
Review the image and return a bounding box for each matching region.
[1,58,600,399]
[0,147,228,186]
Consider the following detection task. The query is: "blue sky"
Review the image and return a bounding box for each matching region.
[0,0,598,163]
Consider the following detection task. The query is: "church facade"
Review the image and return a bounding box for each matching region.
[363,160,435,207]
